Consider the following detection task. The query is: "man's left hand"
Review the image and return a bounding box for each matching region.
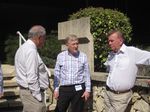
[147,80,150,85]
[0,93,3,98]
[81,91,90,101]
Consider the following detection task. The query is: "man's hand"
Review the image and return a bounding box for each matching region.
[0,92,3,98]
[81,91,90,101]
[147,80,150,85]
[53,91,59,100]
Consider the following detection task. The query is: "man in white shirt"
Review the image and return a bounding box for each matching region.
[15,25,50,112]
[104,29,150,112]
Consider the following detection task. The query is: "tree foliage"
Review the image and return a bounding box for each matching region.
[69,7,132,71]
[4,32,61,68]
[38,32,61,68]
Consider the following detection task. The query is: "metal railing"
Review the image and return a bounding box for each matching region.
[16,31,27,47]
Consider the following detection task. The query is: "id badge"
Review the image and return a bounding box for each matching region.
[75,85,82,91]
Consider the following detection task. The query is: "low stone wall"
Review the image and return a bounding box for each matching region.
[91,81,150,112]
[47,71,150,112]
[2,64,150,112]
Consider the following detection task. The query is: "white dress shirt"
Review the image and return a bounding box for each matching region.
[15,39,50,101]
[105,44,150,91]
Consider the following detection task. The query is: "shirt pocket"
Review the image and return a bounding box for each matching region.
[59,61,68,72]
[117,56,129,70]
[76,60,84,72]
[39,63,46,73]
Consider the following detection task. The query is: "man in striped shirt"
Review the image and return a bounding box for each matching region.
[54,34,91,112]
[0,61,3,98]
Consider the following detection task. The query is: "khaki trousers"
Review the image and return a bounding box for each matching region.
[104,89,132,112]
[20,89,46,112]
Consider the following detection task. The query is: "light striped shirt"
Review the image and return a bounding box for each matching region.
[0,62,3,93]
[54,50,91,92]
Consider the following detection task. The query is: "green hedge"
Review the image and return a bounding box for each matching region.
[4,32,61,68]
[69,7,132,71]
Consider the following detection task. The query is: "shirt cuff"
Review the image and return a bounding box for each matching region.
[86,87,91,92]
[32,93,42,101]
[0,86,3,93]
[54,87,59,92]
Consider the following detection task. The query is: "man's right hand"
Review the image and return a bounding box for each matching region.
[53,91,59,100]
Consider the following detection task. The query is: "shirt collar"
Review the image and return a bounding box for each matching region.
[67,50,79,57]
[119,44,126,53]
[27,39,37,50]
[111,44,127,54]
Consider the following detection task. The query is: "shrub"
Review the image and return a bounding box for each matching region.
[4,35,22,64]
[4,32,61,68]
[38,32,61,68]
[69,7,132,71]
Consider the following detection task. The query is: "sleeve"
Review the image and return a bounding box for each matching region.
[84,55,91,92]
[104,58,110,72]
[104,52,112,72]
[26,50,41,101]
[135,47,150,65]
[38,54,50,89]
[0,63,3,93]
[54,55,61,92]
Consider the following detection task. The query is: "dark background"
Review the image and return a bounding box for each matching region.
[0,0,150,61]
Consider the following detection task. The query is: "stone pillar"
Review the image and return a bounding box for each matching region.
[58,17,94,73]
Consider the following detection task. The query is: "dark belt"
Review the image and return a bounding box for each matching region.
[106,85,131,94]
[60,83,85,87]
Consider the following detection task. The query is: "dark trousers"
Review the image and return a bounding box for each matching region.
[55,83,85,112]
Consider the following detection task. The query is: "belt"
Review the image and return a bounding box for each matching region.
[106,86,131,94]
[60,83,85,87]
[19,85,45,92]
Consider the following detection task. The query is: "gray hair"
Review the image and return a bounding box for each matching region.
[65,34,78,44]
[28,25,46,39]
[107,29,124,41]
